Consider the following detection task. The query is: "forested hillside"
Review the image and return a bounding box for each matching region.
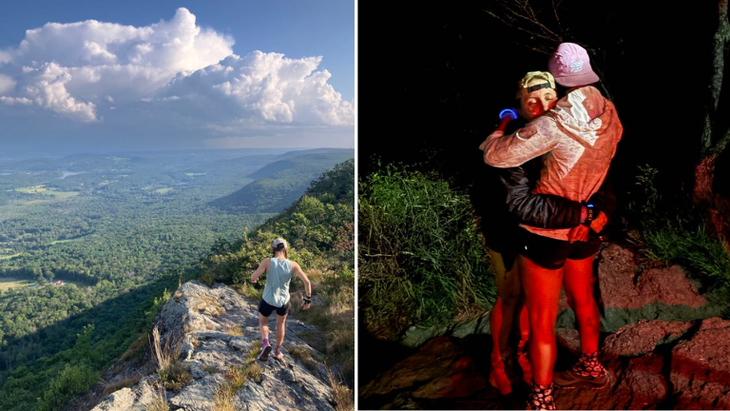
[209,150,354,213]
[0,150,353,411]
[198,158,355,383]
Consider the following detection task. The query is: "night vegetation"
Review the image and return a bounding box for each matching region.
[358,162,496,340]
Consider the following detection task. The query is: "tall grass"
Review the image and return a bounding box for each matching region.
[626,164,730,289]
[214,343,263,410]
[358,164,496,340]
[290,267,354,385]
[150,326,192,393]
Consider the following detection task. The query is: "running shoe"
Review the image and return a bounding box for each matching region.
[553,352,608,389]
[553,368,608,389]
[273,346,284,360]
[258,343,272,361]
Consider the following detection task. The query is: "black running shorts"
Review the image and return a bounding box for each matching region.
[518,227,601,270]
[258,299,291,317]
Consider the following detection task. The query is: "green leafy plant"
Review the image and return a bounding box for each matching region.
[626,164,730,289]
[358,163,495,339]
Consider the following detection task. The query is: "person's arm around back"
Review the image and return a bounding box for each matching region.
[292,261,312,310]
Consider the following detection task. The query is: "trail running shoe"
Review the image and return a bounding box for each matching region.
[553,352,608,389]
[258,344,272,361]
[273,346,283,360]
[553,368,608,389]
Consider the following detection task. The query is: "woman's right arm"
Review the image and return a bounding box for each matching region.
[250,258,269,283]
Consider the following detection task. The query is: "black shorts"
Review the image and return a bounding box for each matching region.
[481,219,522,272]
[519,228,601,270]
[258,299,291,317]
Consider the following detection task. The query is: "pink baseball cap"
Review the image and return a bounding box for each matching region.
[548,42,600,87]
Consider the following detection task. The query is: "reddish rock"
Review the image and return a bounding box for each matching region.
[671,317,730,409]
[597,244,705,309]
[360,336,488,400]
[412,355,487,399]
[554,353,667,410]
[603,319,693,358]
[616,353,668,410]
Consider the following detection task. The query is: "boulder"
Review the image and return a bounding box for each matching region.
[602,319,693,358]
[557,244,724,332]
[359,336,488,406]
[90,280,338,411]
[670,317,730,410]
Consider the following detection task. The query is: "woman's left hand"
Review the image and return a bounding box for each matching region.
[568,224,590,243]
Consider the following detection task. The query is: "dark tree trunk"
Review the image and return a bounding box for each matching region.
[693,154,717,208]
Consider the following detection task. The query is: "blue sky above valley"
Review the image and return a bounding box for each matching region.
[0,0,355,155]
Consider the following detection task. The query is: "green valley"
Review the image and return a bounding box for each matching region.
[0,148,354,411]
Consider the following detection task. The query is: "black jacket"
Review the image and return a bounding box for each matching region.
[476,117,615,240]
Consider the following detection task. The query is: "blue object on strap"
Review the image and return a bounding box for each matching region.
[499,108,518,120]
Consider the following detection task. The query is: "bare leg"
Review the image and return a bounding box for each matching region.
[275,314,287,348]
[554,256,607,388]
[487,249,522,395]
[519,255,563,385]
[258,313,270,343]
[488,249,522,360]
[562,256,600,354]
[518,298,530,343]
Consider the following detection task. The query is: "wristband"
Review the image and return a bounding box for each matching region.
[303,295,312,304]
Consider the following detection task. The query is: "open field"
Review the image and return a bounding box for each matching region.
[15,185,80,200]
[0,277,35,291]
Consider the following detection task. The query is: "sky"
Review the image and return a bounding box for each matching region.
[0,0,355,155]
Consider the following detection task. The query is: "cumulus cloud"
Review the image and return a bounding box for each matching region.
[0,74,15,94]
[0,8,233,121]
[0,7,354,140]
[158,51,354,126]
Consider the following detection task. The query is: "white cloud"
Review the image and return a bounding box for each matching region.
[0,7,233,121]
[0,96,32,105]
[14,62,97,122]
[0,7,354,146]
[159,51,354,126]
[0,50,11,64]
[0,74,15,94]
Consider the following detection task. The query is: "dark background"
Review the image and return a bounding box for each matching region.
[356,0,730,391]
[357,0,729,203]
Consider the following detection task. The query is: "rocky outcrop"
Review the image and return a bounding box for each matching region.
[360,317,730,410]
[556,243,725,332]
[360,243,730,409]
[396,243,727,349]
[89,281,338,411]
[670,317,730,409]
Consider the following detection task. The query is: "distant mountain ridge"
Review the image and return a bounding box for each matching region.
[209,149,354,214]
